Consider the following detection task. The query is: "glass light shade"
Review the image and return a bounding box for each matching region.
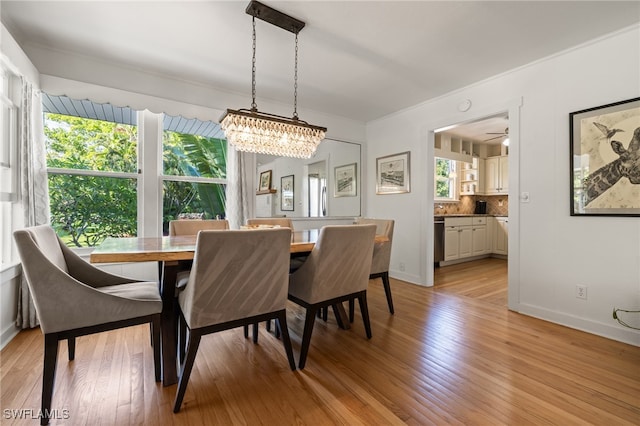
[502,137,510,146]
[220,109,326,159]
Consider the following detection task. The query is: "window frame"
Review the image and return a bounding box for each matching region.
[0,64,19,267]
[43,98,229,247]
[434,157,459,202]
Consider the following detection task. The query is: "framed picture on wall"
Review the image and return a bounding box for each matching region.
[258,170,272,192]
[376,151,411,194]
[569,97,640,216]
[281,175,294,211]
[334,163,357,197]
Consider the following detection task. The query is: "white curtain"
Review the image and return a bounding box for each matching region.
[16,78,49,329]
[225,147,255,229]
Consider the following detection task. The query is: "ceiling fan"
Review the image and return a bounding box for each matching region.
[484,127,509,142]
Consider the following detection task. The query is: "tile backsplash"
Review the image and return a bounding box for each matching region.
[434,195,508,216]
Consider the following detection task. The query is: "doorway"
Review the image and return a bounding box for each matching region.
[432,113,510,307]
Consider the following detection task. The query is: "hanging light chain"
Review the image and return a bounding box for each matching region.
[251,15,257,111]
[293,31,299,120]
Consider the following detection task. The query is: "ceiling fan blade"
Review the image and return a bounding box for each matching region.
[483,135,503,142]
[486,132,505,135]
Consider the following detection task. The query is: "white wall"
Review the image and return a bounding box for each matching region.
[366,25,640,345]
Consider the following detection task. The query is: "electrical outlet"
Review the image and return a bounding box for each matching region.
[399,262,405,272]
[576,285,587,300]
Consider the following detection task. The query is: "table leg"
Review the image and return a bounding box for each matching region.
[160,261,180,386]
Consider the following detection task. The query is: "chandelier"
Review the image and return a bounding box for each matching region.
[220,1,326,159]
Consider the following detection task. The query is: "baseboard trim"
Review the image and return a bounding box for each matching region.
[1,323,20,350]
[518,303,640,347]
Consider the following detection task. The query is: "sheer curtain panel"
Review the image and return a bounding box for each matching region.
[16,78,49,329]
[225,147,254,229]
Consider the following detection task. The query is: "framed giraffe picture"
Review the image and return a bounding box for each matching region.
[570,97,640,216]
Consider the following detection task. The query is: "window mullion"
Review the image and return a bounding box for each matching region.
[138,110,163,238]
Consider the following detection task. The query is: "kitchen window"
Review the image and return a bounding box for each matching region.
[434,157,458,201]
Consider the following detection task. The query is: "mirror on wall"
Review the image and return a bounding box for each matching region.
[255,139,361,218]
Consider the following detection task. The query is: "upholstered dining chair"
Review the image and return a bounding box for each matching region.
[349,218,396,321]
[288,224,376,369]
[246,217,293,229]
[169,219,229,236]
[173,228,296,413]
[13,225,162,425]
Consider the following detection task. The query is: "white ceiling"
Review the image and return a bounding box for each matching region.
[2,0,639,135]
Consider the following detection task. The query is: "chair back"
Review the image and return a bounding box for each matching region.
[355,218,394,274]
[289,224,376,304]
[169,219,229,236]
[178,228,292,329]
[246,218,293,229]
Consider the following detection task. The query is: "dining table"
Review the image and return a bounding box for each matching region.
[90,228,388,386]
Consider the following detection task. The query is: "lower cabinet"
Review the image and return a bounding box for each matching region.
[444,225,472,261]
[444,217,487,261]
[493,217,508,255]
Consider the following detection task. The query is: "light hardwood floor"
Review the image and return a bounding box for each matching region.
[2,266,639,425]
[434,258,508,307]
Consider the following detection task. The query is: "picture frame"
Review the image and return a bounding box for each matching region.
[334,163,357,197]
[281,175,294,211]
[258,170,272,192]
[376,151,411,194]
[569,97,640,216]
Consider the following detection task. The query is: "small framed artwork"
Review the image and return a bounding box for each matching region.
[281,175,294,211]
[570,97,640,216]
[258,170,272,192]
[334,163,357,197]
[376,151,411,194]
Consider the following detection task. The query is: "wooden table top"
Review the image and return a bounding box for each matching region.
[90,230,388,264]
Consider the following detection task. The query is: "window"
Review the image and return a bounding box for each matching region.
[161,114,227,235]
[434,157,458,201]
[44,107,139,247]
[43,94,228,246]
[0,66,19,265]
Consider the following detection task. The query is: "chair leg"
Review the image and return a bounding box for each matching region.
[252,323,259,344]
[41,334,59,426]
[178,313,187,365]
[357,292,372,339]
[322,306,328,322]
[348,299,355,323]
[173,329,202,413]
[67,337,75,361]
[274,321,281,339]
[266,319,272,332]
[381,272,394,314]
[152,314,162,382]
[275,311,296,371]
[298,308,317,369]
[243,325,249,339]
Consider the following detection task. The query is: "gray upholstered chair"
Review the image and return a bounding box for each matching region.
[246,217,293,229]
[173,228,296,413]
[349,218,396,321]
[288,224,376,369]
[169,219,229,236]
[13,225,162,425]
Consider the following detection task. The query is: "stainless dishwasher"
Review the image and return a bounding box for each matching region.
[434,217,445,265]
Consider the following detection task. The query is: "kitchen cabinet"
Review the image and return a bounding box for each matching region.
[471,217,487,256]
[444,217,486,261]
[485,156,508,194]
[493,217,508,255]
[444,224,472,261]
